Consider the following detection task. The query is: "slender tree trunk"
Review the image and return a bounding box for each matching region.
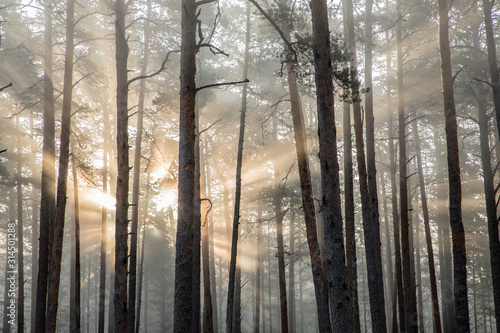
[70,141,81,333]
[288,211,296,333]
[482,0,500,139]
[128,0,151,330]
[193,107,202,333]
[254,206,262,333]
[278,9,331,332]
[226,5,250,332]
[207,156,219,333]
[415,212,424,332]
[114,0,130,329]
[30,188,38,333]
[45,0,75,328]
[98,108,109,333]
[311,0,352,330]
[35,0,55,330]
[341,9,360,332]
[396,0,418,330]
[437,0,470,330]
[413,120,442,333]
[174,0,197,330]
[477,92,500,333]
[201,141,214,333]
[380,171,394,331]
[233,234,242,333]
[16,118,24,333]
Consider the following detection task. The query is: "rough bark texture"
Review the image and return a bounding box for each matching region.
[114,0,130,329]
[45,0,75,329]
[35,1,55,330]
[413,120,442,333]
[226,6,250,333]
[174,0,197,330]
[70,145,81,333]
[98,109,109,333]
[396,0,418,330]
[311,0,352,331]
[437,0,470,331]
[477,94,500,333]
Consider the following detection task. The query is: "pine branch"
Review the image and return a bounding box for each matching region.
[196,79,249,92]
[127,50,180,86]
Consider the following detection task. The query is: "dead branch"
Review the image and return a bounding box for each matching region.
[196,79,249,92]
[127,49,180,86]
[0,83,13,92]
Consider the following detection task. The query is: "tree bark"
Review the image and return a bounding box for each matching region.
[128,0,151,329]
[45,0,75,328]
[415,212,424,332]
[226,4,250,332]
[114,0,130,329]
[288,211,296,333]
[476,91,500,333]
[174,0,197,330]
[396,0,418,330]
[413,119,442,333]
[311,0,352,331]
[70,141,81,333]
[437,0,470,330]
[35,0,55,330]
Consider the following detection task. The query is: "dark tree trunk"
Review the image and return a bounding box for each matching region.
[114,0,130,329]
[128,0,151,330]
[70,143,81,333]
[226,5,250,333]
[98,108,109,333]
[174,0,197,330]
[311,0,352,331]
[45,0,75,328]
[288,211,296,333]
[437,0,470,330]
[396,0,418,330]
[35,1,55,330]
[413,119,442,333]
[30,185,38,333]
[483,0,500,139]
[341,3,360,330]
[415,213,424,331]
[476,92,500,333]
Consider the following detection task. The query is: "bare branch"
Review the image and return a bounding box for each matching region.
[473,77,494,89]
[198,43,229,57]
[199,119,222,136]
[0,82,12,92]
[127,50,180,86]
[196,79,249,92]
[247,0,297,62]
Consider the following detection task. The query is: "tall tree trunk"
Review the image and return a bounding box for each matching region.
[35,0,55,330]
[273,119,289,333]
[386,23,405,333]
[128,0,151,330]
[477,91,500,333]
[207,156,219,333]
[482,0,500,139]
[16,118,24,333]
[45,0,75,328]
[193,107,202,333]
[254,206,262,333]
[70,142,81,333]
[135,173,150,333]
[98,108,109,333]
[379,171,394,331]
[396,0,418,330]
[363,0,387,330]
[174,0,197,330]
[413,120,442,333]
[226,4,250,333]
[288,211,296,333]
[30,188,38,333]
[201,141,214,333]
[276,6,331,332]
[114,0,130,329]
[415,212,424,332]
[437,0,470,330]
[341,7,359,332]
[311,0,352,330]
